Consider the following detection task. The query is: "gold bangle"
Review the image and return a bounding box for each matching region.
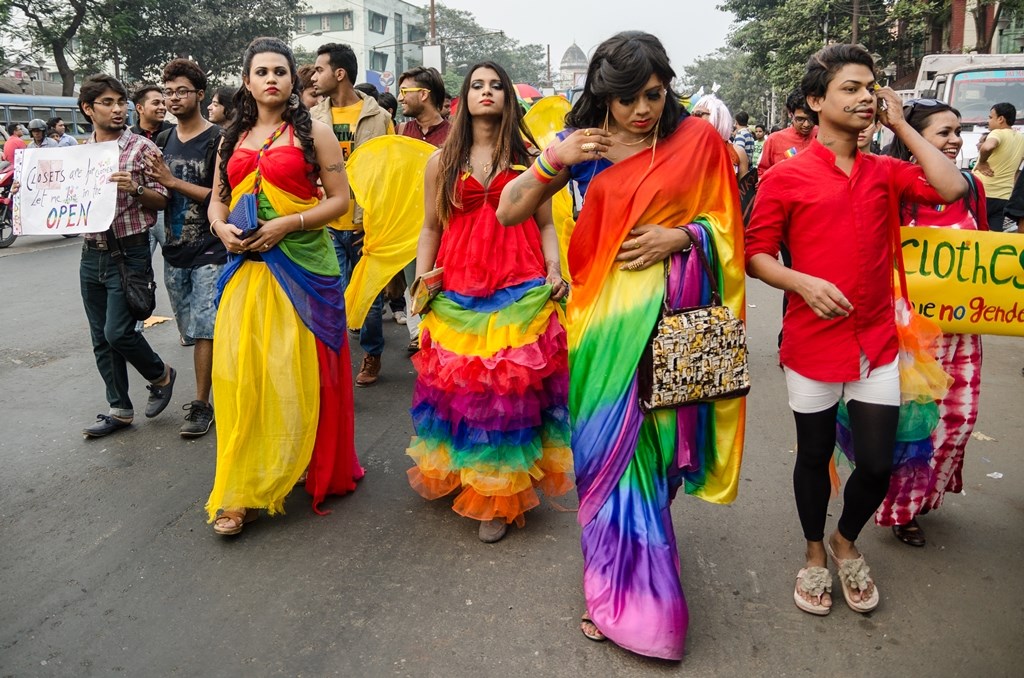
[299,213,305,231]
[210,218,226,236]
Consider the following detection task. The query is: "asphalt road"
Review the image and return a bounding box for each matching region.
[1,235,1021,677]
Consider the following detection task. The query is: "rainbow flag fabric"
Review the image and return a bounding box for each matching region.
[567,117,746,660]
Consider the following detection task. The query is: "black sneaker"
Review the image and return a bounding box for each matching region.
[82,414,132,438]
[180,400,214,438]
[145,366,176,418]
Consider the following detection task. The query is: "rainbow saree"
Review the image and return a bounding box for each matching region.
[406,169,573,526]
[206,139,362,521]
[568,117,746,660]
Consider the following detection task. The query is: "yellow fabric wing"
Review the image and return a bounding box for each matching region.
[345,135,436,327]
[523,96,571,149]
[524,96,576,280]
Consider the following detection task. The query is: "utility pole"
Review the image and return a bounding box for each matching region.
[851,0,859,44]
[430,0,436,44]
[546,44,551,88]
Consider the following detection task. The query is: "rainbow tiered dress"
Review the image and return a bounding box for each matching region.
[406,169,572,527]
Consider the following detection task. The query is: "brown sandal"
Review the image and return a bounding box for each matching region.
[213,508,258,536]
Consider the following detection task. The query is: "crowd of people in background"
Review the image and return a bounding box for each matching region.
[8,26,1019,665]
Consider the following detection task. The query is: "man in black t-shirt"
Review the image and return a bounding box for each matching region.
[144,59,224,438]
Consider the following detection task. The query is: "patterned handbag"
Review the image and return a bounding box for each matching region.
[638,227,750,412]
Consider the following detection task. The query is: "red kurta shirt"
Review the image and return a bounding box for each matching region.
[746,140,945,382]
[757,125,817,178]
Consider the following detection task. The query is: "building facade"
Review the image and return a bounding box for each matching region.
[293,0,426,91]
[556,43,588,92]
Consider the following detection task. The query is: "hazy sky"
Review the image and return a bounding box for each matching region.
[432,1,737,74]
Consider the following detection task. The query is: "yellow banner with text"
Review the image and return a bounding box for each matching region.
[902,226,1024,337]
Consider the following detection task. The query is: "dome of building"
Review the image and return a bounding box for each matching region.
[560,43,588,72]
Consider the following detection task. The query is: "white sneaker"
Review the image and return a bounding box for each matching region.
[394,311,408,325]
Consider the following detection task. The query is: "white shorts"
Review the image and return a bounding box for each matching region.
[784,354,900,414]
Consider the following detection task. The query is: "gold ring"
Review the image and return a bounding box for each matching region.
[634,241,641,250]
[581,142,597,152]
[584,129,592,136]
[628,257,645,270]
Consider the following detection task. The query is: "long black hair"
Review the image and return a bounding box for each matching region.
[213,86,238,123]
[218,37,318,202]
[565,31,682,138]
[883,99,978,225]
[883,99,961,161]
[435,61,538,225]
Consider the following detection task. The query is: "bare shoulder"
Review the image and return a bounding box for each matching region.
[310,119,335,141]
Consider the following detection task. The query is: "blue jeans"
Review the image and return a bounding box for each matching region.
[330,229,384,356]
[149,213,166,253]
[165,262,223,341]
[80,243,166,417]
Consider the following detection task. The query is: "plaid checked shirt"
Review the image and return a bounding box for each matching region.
[83,128,168,241]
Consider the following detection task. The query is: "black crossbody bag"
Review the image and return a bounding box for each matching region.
[106,230,157,321]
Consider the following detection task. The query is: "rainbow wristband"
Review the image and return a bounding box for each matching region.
[542,145,565,172]
[532,161,556,184]
[534,151,561,182]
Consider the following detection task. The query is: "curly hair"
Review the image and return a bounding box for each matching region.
[435,61,538,226]
[297,64,315,90]
[218,37,318,202]
[162,58,207,92]
[565,31,682,139]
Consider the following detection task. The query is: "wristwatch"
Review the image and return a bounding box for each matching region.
[135,184,145,196]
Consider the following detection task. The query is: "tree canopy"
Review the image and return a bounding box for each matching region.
[693,0,1024,123]
[0,0,305,93]
[680,47,774,124]
[1,0,88,95]
[421,3,547,94]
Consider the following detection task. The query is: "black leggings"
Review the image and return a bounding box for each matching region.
[792,400,899,542]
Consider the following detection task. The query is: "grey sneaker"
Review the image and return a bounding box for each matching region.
[478,518,508,543]
[180,400,214,438]
[145,366,176,418]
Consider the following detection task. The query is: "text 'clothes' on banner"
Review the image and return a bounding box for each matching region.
[13,142,119,236]
[902,226,1024,337]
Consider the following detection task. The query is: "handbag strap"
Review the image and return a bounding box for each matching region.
[887,170,910,304]
[104,228,127,258]
[663,224,722,312]
[252,121,290,196]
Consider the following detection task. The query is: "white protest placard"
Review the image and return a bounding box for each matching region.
[13,142,119,235]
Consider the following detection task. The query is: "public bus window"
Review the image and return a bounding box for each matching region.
[53,108,80,134]
[30,107,55,123]
[9,106,30,128]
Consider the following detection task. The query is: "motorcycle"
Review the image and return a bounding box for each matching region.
[0,163,15,248]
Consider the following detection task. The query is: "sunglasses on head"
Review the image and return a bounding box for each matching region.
[902,98,945,115]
